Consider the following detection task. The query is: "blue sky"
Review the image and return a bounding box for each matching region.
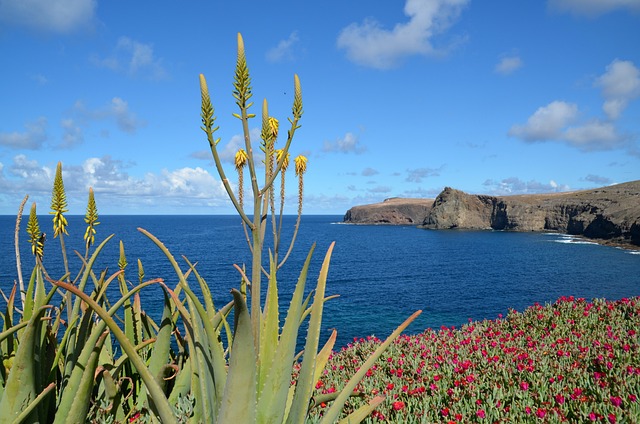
[1,0,639,215]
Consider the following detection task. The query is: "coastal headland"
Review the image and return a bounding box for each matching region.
[343,180,640,248]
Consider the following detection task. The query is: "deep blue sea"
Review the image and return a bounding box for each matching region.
[1,214,639,349]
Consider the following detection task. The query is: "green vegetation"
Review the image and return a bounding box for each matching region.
[308,297,640,423]
[0,33,419,423]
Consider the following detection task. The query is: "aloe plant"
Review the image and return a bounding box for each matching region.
[0,32,420,424]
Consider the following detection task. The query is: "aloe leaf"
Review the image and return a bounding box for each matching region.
[9,382,56,424]
[22,267,37,322]
[319,310,422,424]
[338,395,386,424]
[61,235,114,390]
[167,357,191,405]
[218,289,257,424]
[62,330,109,424]
[140,229,229,413]
[312,329,337,386]
[258,253,279,394]
[0,306,46,424]
[1,284,16,357]
[137,290,173,410]
[286,242,334,424]
[49,279,177,424]
[256,245,315,424]
[160,284,215,423]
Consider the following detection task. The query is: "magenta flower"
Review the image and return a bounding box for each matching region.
[477,409,486,419]
[610,396,623,407]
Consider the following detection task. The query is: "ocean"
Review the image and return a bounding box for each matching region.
[1,214,639,349]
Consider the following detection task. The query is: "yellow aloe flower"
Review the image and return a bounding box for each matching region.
[235,148,248,170]
[26,202,44,259]
[84,187,99,248]
[50,161,69,237]
[294,155,308,176]
[268,116,279,140]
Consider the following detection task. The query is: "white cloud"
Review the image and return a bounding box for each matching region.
[0,117,48,150]
[508,101,579,141]
[495,55,523,75]
[509,60,640,152]
[563,120,621,149]
[92,37,167,80]
[266,32,300,63]
[509,102,627,151]
[0,0,96,33]
[596,59,640,120]
[548,0,640,17]
[337,0,469,69]
[322,132,366,154]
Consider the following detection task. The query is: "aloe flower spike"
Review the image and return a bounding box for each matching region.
[50,161,69,238]
[26,202,43,260]
[84,187,99,249]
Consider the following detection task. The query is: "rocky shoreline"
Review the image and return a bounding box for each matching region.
[343,180,640,248]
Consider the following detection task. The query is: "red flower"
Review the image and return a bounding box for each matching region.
[608,413,617,424]
[477,409,486,419]
[392,401,405,411]
[536,408,546,419]
[441,407,449,417]
[520,381,529,391]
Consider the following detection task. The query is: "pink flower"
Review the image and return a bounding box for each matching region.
[555,394,565,404]
[608,413,617,423]
[477,409,486,419]
[536,408,546,419]
[610,396,623,407]
[520,381,529,391]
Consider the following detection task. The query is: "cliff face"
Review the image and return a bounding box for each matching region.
[343,198,433,224]
[422,181,640,247]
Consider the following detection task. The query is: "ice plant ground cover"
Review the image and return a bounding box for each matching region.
[305,297,640,423]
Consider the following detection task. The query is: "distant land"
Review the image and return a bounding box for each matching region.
[343,180,640,248]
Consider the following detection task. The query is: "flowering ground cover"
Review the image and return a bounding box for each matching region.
[305,297,640,423]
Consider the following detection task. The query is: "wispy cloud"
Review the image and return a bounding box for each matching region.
[337,0,469,69]
[0,0,96,33]
[483,177,570,195]
[583,174,613,185]
[73,97,146,134]
[0,117,48,150]
[322,132,366,154]
[495,55,523,75]
[266,32,301,63]
[508,59,639,152]
[92,37,167,80]
[361,167,379,176]
[405,167,442,183]
[548,0,640,17]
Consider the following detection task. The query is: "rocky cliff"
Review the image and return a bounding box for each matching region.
[343,197,433,224]
[422,181,640,247]
[343,181,640,247]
